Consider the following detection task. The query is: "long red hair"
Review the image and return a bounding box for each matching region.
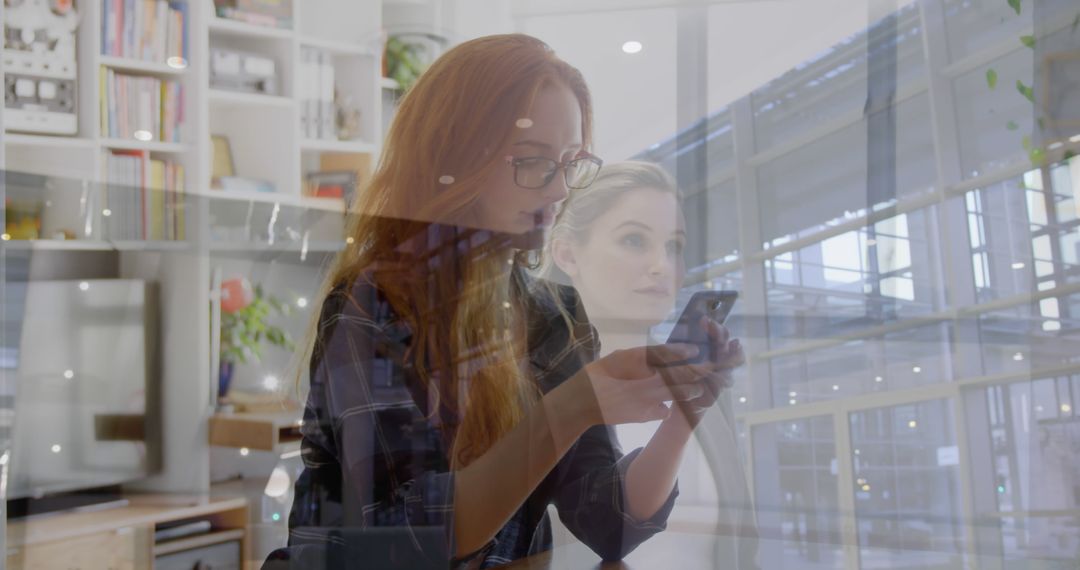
[297,34,593,467]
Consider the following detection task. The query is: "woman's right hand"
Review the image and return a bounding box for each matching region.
[569,344,710,426]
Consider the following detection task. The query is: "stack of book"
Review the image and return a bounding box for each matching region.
[214,0,293,29]
[299,46,335,140]
[104,151,187,241]
[101,0,188,64]
[100,69,184,142]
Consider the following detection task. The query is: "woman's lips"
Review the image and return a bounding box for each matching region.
[521,208,555,228]
[634,287,671,297]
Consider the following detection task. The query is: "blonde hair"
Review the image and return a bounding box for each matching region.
[294,34,594,468]
[539,161,678,284]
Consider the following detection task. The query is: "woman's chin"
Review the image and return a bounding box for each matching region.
[507,226,547,250]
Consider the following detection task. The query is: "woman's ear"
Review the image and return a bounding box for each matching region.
[551,239,579,279]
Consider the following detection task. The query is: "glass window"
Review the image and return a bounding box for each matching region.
[752,415,842,569]
[974,378,1080,566]
[849,399,966,568]
[975,291,1080,375]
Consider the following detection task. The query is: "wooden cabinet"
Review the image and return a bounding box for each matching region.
[8,526,151,570]
[6,495,246,570]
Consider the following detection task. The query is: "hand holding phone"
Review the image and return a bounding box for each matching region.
[648,290,738,368]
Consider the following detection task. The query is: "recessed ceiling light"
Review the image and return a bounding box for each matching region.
[296,297,308,309]
[622,41,643,54]
[263,375,280,391]
[1011,262,1025,269]
[912,366,922,373]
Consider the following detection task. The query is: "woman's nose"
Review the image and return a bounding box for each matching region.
[648,251,672,276]
[542,173,570,204]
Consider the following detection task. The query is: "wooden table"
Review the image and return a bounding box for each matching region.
[500,531,719,569]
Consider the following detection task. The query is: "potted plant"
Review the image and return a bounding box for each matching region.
[383,35,427,93]
[218,277,295,400]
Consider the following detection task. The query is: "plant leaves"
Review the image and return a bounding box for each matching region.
[1028,147,1046,167]
[1020,35,1036,48]
[986,69,998,89]
[1016,80,1035,103]
[1008,0,1021,16]
[1006,120,1019,130]
[1065,149,1077,161]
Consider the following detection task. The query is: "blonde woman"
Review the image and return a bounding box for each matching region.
[543,161,759,568]
[264,35,743,569]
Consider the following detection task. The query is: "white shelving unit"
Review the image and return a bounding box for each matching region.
[0,0,405,499]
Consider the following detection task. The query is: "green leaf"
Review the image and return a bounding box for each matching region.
[1008,0,1021,16]
[986,69,998,89]
[1006,120,1019,130]
[1020,35,1036,48]
[1065,149,1078,161]
[1022,136,1032,151]
[1016,80,1035,103]
[1028,146,1046,167]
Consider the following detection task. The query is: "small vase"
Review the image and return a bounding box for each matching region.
[218,360,235,400]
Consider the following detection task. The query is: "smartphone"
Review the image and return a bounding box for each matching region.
[650,290,738,367]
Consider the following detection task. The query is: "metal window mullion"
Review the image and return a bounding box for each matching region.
[835,404,861,570]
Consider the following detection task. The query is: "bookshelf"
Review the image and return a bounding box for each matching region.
[2,3,454,564]
[0,0,401,499]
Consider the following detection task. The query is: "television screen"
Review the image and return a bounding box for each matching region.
[4,279,159,500]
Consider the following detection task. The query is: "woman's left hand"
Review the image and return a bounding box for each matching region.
[666,317,745,425]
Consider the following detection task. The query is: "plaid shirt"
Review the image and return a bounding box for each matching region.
[263,227,677,570]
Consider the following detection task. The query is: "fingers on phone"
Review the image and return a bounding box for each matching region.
[646,343,699,367]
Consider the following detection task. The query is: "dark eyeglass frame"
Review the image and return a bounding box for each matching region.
[504,151,604,190]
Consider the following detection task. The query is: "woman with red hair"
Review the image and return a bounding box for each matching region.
[264,34,743,569]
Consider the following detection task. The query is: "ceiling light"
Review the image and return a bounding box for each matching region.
[263,375,280,391]
[622,41,643,54]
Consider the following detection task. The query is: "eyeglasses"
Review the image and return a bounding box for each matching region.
[504,152,603,190]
